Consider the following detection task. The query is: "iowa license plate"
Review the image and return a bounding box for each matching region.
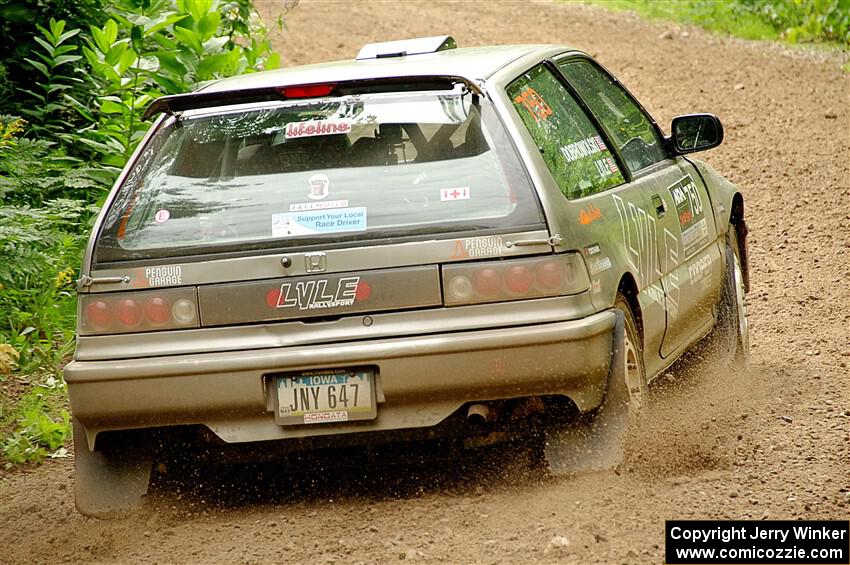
[274,368,376,425]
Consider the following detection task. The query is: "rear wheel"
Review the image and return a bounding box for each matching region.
[73,419,153,518]
[543,293,647,473]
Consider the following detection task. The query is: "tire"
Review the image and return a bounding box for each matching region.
[543,293,647,474]
[73,419,153,518]
[706,228,750,368]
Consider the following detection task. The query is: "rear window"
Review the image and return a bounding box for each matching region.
[95,87,544,263]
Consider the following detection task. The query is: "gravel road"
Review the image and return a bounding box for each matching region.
[2,1,848,563]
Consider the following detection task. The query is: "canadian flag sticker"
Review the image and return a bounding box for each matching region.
[440,187,471,201]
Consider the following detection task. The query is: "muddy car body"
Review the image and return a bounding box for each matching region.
[65,36,749,516]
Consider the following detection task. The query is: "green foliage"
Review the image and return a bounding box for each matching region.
[0,0,108,113]
[0,117,113,206]
[0,1,287,466]
[0,118,92,467]
[64,0,280,167]
[1,376,70,466]
[19,19,83,137]
[0,199,94,368]
[751,0,850,45]
[583,0,850,47]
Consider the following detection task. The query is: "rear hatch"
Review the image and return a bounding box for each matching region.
[82,82,568,335]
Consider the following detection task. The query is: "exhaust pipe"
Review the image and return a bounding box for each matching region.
[467,403,492,424]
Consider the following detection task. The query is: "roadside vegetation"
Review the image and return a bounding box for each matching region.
[583,0,850,51]
[0,0,287,466]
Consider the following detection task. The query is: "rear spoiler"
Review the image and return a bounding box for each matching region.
[141,75,483,121]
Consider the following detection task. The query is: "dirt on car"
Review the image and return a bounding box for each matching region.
[1,1,848,563]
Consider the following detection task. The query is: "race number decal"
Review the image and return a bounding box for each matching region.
[668,175,709,258]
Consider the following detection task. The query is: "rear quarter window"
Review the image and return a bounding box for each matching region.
[507,64,624,200]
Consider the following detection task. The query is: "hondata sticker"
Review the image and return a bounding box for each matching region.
[272,208,367,237]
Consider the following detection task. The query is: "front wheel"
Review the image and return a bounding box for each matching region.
[543,293,647,474]
[706,228,750,367]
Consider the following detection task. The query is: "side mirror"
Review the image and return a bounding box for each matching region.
[670,113,724,154]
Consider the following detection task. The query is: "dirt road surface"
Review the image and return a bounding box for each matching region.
[2,1,848,563]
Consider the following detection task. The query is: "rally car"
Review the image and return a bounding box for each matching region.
[65,36,749,516]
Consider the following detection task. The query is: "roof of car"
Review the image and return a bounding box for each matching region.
[201,45,557,93]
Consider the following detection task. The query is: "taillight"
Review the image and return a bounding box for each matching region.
[115,298,143,328]
[84,300,111,330]
[144,297,171,326]
[355,280,372,301]
[79,288,199,335]
[535,260,565,290]
[442,254,589,306]
[473,268,501,296]
[504,265,533,294]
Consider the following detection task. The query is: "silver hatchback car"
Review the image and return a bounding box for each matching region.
[66,36,749,516]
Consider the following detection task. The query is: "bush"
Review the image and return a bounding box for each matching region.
[0,0,288,466]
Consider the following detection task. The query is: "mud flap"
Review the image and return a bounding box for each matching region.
[73,419,153,518]
[544,309,630,474]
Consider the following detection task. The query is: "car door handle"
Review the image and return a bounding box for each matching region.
[651,194,666,218]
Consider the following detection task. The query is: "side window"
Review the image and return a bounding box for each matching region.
[507,65,624,200]
[558,59,668,174]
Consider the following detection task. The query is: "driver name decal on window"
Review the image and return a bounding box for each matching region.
[560,135,607,162]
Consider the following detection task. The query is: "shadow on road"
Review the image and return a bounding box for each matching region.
[147,436,546,511]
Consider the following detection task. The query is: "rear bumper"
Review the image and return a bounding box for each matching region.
[65,310,616,448]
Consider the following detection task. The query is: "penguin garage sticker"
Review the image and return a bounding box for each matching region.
[144,265,182,287]
[450,235,504,259]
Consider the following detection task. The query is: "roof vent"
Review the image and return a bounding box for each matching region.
[356,35,457,60]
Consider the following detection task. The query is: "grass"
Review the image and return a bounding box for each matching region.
[579,0,850,54]
[583,0,779,40]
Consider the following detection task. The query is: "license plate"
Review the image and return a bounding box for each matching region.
[273,368,376,425]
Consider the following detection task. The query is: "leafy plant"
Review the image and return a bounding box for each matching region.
[1,378,70,465]
[69,0,280,168]
[0,199,95,367]
[20,19,84,138]
[0,0,107,117]
[0,0,287,467]
[0,115,112,206]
